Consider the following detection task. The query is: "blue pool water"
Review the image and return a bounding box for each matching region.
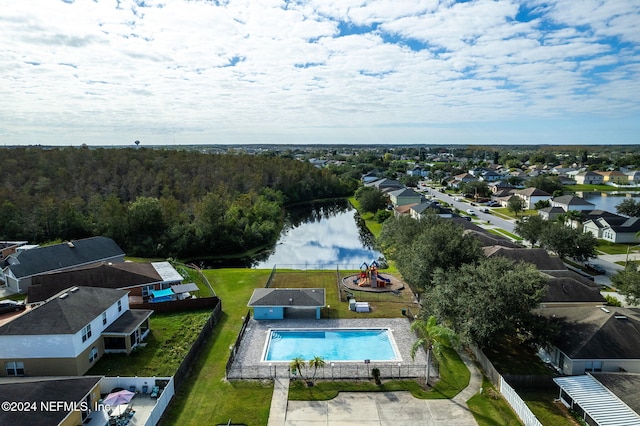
[263,329,400,361]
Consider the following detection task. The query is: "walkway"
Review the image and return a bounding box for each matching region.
[268,348,482,426]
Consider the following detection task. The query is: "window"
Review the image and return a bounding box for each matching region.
[117,300,122,312]
[102,312,107,326]
[5,361,24,376]
[89,347,98,363]
[584,361,603,372]
[82,324,92,342]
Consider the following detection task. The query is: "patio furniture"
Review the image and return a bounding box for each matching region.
[128,385,137,394]
[141,385,149,394]
[150,386,160,398]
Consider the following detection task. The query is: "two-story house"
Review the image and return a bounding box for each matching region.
[0,236,125,293]
[0,286,153,376]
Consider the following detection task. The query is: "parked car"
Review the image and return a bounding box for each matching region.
[487,201,500,207]
[0,300,26,315]
[479,207,490,213]
[584,262,606,274]
[466,209,476,215]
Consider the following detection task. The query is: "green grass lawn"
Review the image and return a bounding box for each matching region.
[468,376,523,426]
[488,228,523,241]
[493,208,538,220]
[565,184,640,192]
[288,345,470,400]
[270,270,414,319]
[88,309,213,377]
[161,268,274,426]
[520,389,580,426]
[596,241,640,255]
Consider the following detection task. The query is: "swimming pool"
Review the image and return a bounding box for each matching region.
[263,328,401,362]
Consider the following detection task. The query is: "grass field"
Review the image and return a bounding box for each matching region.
[468,377,522,426]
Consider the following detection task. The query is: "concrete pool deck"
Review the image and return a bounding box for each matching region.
[227,318,428,380]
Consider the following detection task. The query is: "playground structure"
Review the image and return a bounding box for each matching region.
[355,261,392,288]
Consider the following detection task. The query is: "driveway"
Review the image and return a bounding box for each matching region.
[269,350,482,426]
[284,391,477,426]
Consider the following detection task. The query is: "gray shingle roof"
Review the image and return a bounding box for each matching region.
[0,286,127,335]
[27,261,162,303]
[248,288,325,307]
[0,376,102,426]
[592,373,640,415]
[541,271,606,304]
[552,195,595,207]
[8,236,124,279]
[483,247,566,271]
[541,307,640,359]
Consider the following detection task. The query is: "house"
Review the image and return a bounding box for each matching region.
[409,201,453,220]
[388,188,422,207]
[0,375,175,426]
[248,288,325,320]
[0,376,102,426]
[575,171,604,185]
[597,170,629,185]
[554,373,640,426]
[514,187,552,209]
[27,261,185,304]
[584,217,640,243]
[0,286,153,376]
[624,170,640,185]
[364,178,403,192]
[407,165,429,177]
[539,306,640,375]
[537,206,566,221]
[539,270,606,307]
[551,195,595,212]
[393,203,417,218]
[483,246,566,271]
[488,181,515,194]
[447,173,477,189]
[0,237,125,294]
[0,241,27,261]
[479,170,502,182]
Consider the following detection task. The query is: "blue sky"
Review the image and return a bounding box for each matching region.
[1,0,639,146]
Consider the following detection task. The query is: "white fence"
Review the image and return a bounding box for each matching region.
[500,377,543,426]
[100,376,175,426]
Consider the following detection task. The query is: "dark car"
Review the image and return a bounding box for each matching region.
[0,300,26,315]
[585,262,606,274]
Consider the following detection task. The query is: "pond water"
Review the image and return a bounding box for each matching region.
[252,200,383,270]
[577,191,640,213]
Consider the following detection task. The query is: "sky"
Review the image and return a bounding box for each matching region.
[1,0,639,146]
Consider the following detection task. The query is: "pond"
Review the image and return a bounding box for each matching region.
[577,191,640,213]
[252,200,383,270]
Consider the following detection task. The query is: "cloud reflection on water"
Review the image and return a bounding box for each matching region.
[253,202,382,270]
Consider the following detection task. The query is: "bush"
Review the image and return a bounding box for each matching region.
[374,209,392,223]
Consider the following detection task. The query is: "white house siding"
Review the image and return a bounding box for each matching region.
[0,294,129,359]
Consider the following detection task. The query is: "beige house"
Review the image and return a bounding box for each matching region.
[597,170,628,185]
[514,187,552,209]
[0,286,152,377]
[575,171,604,185]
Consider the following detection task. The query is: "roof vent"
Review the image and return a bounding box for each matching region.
[615,315,628,320]
[59,293,69,299]
[67,241,75,248]
[600,307,610,313]
[70,287,79,293]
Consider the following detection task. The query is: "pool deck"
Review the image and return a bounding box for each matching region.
[228,318,428,380]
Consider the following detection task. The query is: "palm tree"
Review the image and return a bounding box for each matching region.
[558,209,583,228]
[410,316,457,386]
[290,356,305,379]
[308,356,326,383]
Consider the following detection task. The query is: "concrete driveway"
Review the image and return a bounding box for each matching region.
[269,351,482,426]
[284,391,477,426]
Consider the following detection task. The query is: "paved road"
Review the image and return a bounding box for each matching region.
[421,187,516,233]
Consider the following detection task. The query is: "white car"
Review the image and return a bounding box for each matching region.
[466,209,476,215]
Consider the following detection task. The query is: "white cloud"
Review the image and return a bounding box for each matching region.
[0,0,638,145]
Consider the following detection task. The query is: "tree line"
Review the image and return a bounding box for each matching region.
[0,147,356,258]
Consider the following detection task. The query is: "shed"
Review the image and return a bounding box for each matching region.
[248,288,325,320]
